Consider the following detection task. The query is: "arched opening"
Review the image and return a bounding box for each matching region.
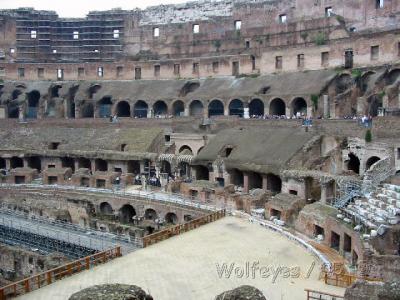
[119,204,136,224]
[10,157,23,169]
[133,100,148,118]
[197,147,204,154]
[8,103,19,118]
[50,85,62,98]
[98,97,112,118]
[229,99,244,117]
[165,212,178,225]
[230,169,244,186]
[179,145,193,155]
[61,157,75,172]
[95,159,108,172]
[189,100,204,117]
[116,101,131,117]
[27,156,41,172]
[179,81,200,97]
[269,98,286,116]
[366,95,382,117]
[195,165,209,180]
[99,202,113,215]
[153,100,168,117]
[336,74,353,94]
[81,102,94,118]
[366,156,381,171]
[88,84,101,99]
[26,90,40,119]
[68,101,76,119]
[127,160,140,174]
[266,173,282,193]
[172,100,185,117]
[179,162,190,178]
[208,99,224,117]
[386,69,400,86]
[161,160,172,176]
[78,157,91,171]
[248,172,263,189]
[249,99,264,117]
[0,158,5,169]
[144,208,157,221]
[347,153,360,174]
[291,97,307,117]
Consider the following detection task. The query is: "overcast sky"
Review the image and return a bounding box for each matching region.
[0,0,191,17]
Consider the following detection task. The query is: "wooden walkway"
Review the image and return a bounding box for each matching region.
[309,241,347,275]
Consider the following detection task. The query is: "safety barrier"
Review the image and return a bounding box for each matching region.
[305,289,344,300]
[322,270,383,288]
[142,210,226,247]
[0,247,121,300]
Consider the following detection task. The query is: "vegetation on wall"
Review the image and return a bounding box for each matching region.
[311,94,319,110]
[365,129,372,143]
[313,32,326,45]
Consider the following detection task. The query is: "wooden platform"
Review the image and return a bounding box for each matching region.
[309,241,347,275]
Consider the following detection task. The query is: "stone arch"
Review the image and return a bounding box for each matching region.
[249,98,264,117]
[195,165,209,180]
[360,71,375,95]
[165,212,178,224]
[26,90,40,119]
[88,84,101,99]
[144,208,158,221]
[208,99,224,117]
[365,156,381,171]
[386,69,400,86]
[81,102,94,118]
[179,145,193,155]
[269,98,286,116]
[0,158,5,169]
[228,99,244,117]
[366,94,382,117]
[61,157,75,172]
[95,159,108,172]
[230,169,244,186]
[266,173,282,193]
[197,146,204,154]
[133,100,148,118]
[116,101,131,117]
[97,97,112,118]
[291,97,307,117]
[50,84,62,98]
[248,172,263,189]
[347,153,360,174]
[153,100,168,117]
[99,202,114,215]
[8,103,19,118]
[119,204,136,224]
[172,100,185,117]
[180,81,200,97]
[161,160,172,175]
[10,157,23,169]
[27,156,41,172]
[189,100,204,117]
[78,157,91,170]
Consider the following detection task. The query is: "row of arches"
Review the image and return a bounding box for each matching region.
[347,153,382,174]
[98,202,179,225]
[12,96,309,119]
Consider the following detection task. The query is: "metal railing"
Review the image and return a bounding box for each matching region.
[0,246,122,300]
[142,210,226,247]
[305,289,344,300]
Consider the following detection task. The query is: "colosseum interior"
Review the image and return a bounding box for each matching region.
[0,0,400,299]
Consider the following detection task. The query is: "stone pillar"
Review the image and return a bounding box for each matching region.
[224,105,229,116]
[264,101,270,116]
[382,95,389,109]
[91,160,96,173]
[64,100,69,119]
[139,161,145,174]
[5,159,11,170]
[357,97,365,116]
[398,94,400,109]
[320,182,328,204]
[147,108,153,118]
[323,95,329,118]
[18,106,24,122]
[243,107,250,119]
[285,106,291,118]
[184,107,189,117]
[243,173,249,193]
[307,106,313,118]
[262,175,268,191]
[23,158,29,168]
[74,160,79,172]
[75,105,80,119]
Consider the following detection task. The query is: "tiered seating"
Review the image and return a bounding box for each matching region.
[344,183,400,229]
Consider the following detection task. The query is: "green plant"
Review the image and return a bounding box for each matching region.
[335,15,345,24]
[351,69,362,79]
[378,91,386,99]
[365,129,372,143]
[300,32,308,42]
[313,32,326,46]
[311,94,319,110]
[212,40,221,50]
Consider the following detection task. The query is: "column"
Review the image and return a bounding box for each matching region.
[285,106,291,118]
[18,106,24,122]
[323,94,329,118]
[5,159,11,170]
[224,105,229,116]
[23,158,29,168]
[243,173,249,193]
[243,107,250,119]
[262,175,268,191]
[357,97,365,116]
[184,107,189,117]
[139,161,145,174]
[91,160,96,173]
[320,182,328,205]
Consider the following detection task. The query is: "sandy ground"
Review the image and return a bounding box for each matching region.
[19,216,345,300]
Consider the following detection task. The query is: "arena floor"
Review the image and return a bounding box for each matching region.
[20,216,345,300]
